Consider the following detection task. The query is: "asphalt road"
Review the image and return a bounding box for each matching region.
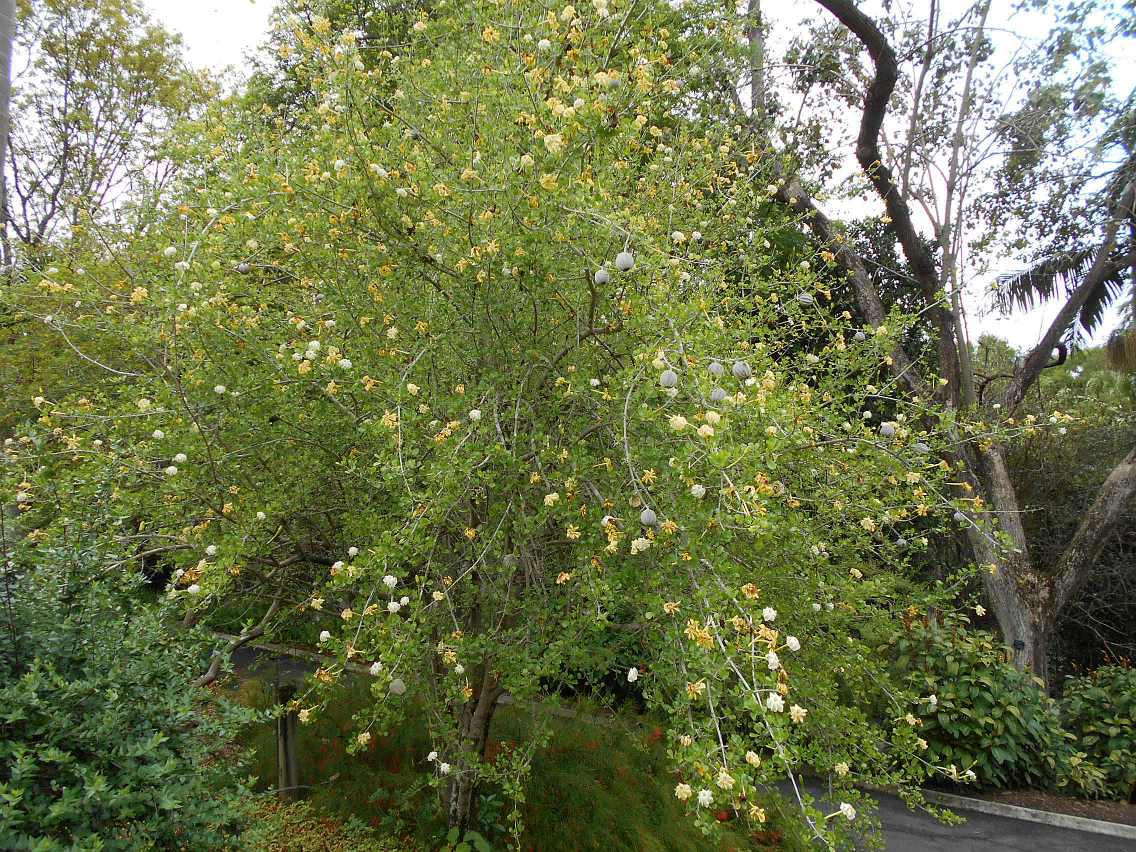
[872,789,1133,851]
[224,644,1133,851]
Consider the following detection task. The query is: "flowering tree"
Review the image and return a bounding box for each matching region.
[4,0,979,843]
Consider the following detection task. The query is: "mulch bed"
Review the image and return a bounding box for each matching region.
[968,789,1136,826]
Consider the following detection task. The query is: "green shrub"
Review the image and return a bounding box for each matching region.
[890,616,1072,791]
[0,549,255,850]
[1060,666,1136,799]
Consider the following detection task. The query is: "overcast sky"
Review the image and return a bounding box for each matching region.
[140,0,1126,352]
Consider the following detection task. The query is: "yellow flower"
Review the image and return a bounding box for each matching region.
[482,25,500,43]
[565,524,581,540]
[464,527,477,540]
[685,680,706,699]
[741,583,760,600]
[790,704,808,724]
[544,133,565,155]
[544,492,560,507]
[556,571,572,584]
[539,173,558,191]
[663,601,680,615]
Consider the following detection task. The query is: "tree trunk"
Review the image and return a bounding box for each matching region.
[443,668,503,832]
[0,0,15,269]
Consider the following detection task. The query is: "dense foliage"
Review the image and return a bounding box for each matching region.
[0,0,992,844]
[0,546,253,849]
[1060,666,1136,799]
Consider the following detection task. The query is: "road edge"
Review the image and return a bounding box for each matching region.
[920,789,1136,840]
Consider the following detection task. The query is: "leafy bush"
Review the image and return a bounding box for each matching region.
[890,616,1073,790]
[0,548,254,850]
[1060,666,1136,799]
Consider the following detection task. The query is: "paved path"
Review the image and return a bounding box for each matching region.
[872,789,1132,851]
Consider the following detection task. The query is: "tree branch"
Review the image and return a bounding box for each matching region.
[195,595,282,688]
[1052,445,1136,614]
[812,0,963,402]
[1000,178,1136,414]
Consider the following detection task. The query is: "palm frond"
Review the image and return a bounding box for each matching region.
[994,245,1131,335]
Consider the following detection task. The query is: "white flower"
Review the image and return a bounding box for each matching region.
[766,651,780,671]
[319,630,332,643]
[164,465,179,476]
[786,636,801,652]
[834,761,850,777]
[163,246,178,257]
[762,607,777,623]
[205,544,217,557]
[348,546,359,557]
[383,574,398,588]
[331,560,345,573]
[697,424,714,438]
[15,491,29,503]
[690,483,706,499]
[630,536,652,554]
[468,409,482,422]
[537,37,552,51]
[766,693,785,712]
[439,762,451,775]
[812,602,822,612]
[627,667,639,683]
[338,358,352,369]
[307,340,321,353]
[927,694,938,708]
[455,664,465,674]
[257,511,267,520]
[152,429,165,439]
[697,788,713,807]
[668,414,688,431]
[388,601,401,613]
[674,782,693,801]
[399,596,409,606]
[427,750,438,762]
[370,661,383,676]
[745,750,761,767]
[186,584,201,595]
[704,410,721,426]
[839,802,856,821]
[173,452,188,464]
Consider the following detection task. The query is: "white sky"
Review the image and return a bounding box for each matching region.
[141,0,1125,353]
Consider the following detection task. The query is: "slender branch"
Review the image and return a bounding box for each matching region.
[1052,445,1136,613]
[1000,179,1136,414]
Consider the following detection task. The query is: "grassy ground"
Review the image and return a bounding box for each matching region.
[230,676,795,850]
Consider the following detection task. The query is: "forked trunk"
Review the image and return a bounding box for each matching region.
[443,670,502,831]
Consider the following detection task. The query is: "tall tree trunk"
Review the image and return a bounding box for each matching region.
[0,0,15,270]
[443,667,503,832]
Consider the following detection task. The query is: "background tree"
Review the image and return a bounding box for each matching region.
[4,0,208,266]
[712,0,1136,684]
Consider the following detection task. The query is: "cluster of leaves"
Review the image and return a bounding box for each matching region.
[890,613,1109,795]
[0,534,256,849]
[1059,665,1136,799]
